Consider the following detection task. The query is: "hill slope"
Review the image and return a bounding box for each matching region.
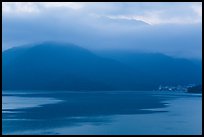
[3,42,140,90]
[2,42,202,91]
[95,50,202,87]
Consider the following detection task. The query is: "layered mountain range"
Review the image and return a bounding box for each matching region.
[2,42,202,91]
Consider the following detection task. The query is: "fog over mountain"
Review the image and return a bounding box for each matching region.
[2,42,202,91]
[2,2,202,59]
[2,3,202,136]
[2,2,202,91]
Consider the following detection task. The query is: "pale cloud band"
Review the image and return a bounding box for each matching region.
[2,2,202,25]
[2,2,83,15]
[2,2,202,59]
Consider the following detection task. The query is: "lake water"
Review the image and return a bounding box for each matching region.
[2,91,202,135]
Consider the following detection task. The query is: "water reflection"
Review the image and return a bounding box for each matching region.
[2,91,201,135]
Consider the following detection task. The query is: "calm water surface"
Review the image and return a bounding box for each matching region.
[2,91,202,135]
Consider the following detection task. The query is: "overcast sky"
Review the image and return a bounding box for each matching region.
[2,2,202,59]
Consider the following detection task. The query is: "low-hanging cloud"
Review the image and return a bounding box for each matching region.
[2,2,202,59]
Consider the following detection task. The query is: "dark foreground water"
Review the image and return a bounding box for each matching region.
[2,91,202,135]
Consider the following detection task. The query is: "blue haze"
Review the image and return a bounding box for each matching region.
[2,91,202,135]
[2,2,202,135]
[2,2,202,59]
[2,42,202,91]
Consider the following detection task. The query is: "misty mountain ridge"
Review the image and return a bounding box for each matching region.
[2,42,202,91]
[100,16,150,26]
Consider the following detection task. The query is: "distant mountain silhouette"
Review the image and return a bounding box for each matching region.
[2,42,202,91]
[96,50,202,88]
[100,16,150,26]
